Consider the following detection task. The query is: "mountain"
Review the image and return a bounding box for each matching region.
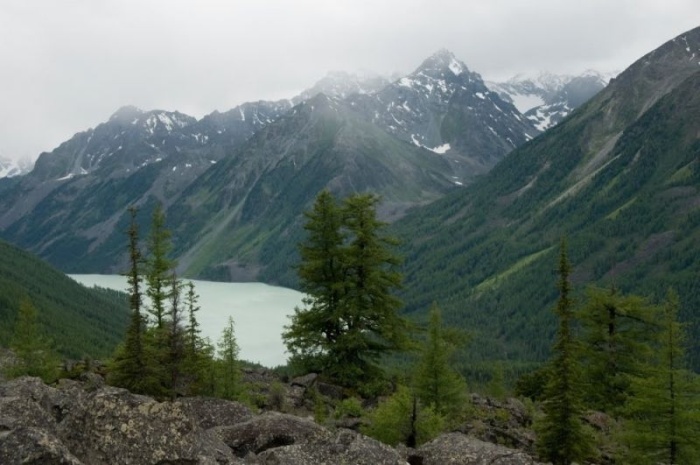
[394,26,700,370]
[0,238,129,358]
[487,70,612,131]
[0,155,33,178]
[0,50,547,279]
[347,49,540,181]
[293,70,391,102]
[169,93,458,283]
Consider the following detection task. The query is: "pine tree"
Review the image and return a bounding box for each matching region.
[413,302,467,415]
[7,297,58,382]
[620,290,700,464]
[578,286,657,415]
[334,193,408,388]
[108,206,159,394]
[146,202,174,329]
[284,190,346,374]
[535,239,593,465]
[216,316,242,400]
[181,281,213,396]
[164,272,185,400]
[283,191,409,391]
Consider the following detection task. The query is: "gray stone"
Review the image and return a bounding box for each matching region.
[0,427,84,465]
[415,433,541,465]
[215,411,331,457]
[254,428,406,465]
[178,397,254,429]
[57,386,239,465]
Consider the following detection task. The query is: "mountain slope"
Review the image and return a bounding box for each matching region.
[168,93,458,283]
[0,239,129,358]
[394,27,700,370]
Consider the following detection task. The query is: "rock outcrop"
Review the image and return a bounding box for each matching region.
[0,376,541,465]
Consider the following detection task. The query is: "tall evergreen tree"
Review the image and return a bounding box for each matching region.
[334,193,408,388]
[283,191,409,391]
[146,202,174,329]
[578,286,657,415]
[216,316,242,400]
[109,206,157,393]
[7,297,58,382]
[284,190,346,374]
[164,272,185,400]
[620,290,700,464]
[413,302,467,415]
[535,239,593,465]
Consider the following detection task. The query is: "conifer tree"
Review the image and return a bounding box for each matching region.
[7,297,58,382]
[216,316,242,400]
[578,286,657,415]
[535,239,593,465]
[284,190,346,374]
[284,191,409,391]
[334,193,408,388]
[164,272,185,400]
[620,290,700,464]
[146,202,174,329]
[181,281,213,395]
[413,302,467,415]
[109,206,158,393]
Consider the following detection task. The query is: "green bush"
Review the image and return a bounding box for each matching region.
[362,385,444,447]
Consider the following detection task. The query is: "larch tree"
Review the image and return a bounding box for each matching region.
[619,290,700,464]
[577,286,658,415]
[336,193,409,389]
[216,316,242,400]
[283,191,410,391]
[413,302,467,416]
[535,239,593,465]
[109,206,158,394]
[146,202,174,330]
[7,297,58,382]
[284,190,346,374]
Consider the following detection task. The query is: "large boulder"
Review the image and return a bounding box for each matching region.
[0,427,84,465]
[57,386,239,465]
[178,397,254,429]
[214,411,332,458]
[253,428,406,465]
[415,433,541,465]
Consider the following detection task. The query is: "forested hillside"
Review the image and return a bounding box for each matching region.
[394,27,700,372]
[0,239,129,358]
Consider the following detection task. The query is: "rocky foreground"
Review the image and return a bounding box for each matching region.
[0,374,542,465]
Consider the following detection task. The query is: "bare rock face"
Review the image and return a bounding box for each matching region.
[415,433,542,465]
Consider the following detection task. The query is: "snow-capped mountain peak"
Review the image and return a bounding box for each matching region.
[415,49,470,78]
[486,70,611,130]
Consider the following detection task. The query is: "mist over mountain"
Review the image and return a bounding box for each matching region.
[0,48,587,280]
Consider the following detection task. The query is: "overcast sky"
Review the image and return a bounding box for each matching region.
[1,0,699,162]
